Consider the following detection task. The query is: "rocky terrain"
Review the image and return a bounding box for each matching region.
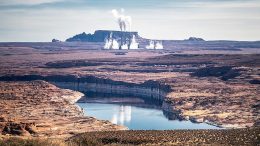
[68,128,260,146]
[1,128,259,146]
[0,41,259,138]
[162,74,259,128]
[0,81,126,138]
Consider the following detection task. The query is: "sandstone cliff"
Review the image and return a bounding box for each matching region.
[0,81,126,138]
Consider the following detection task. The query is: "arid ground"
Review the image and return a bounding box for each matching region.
[0,41,259,145]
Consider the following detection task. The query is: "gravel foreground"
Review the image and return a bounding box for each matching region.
[69,128,260,146]
[1,128,259,146]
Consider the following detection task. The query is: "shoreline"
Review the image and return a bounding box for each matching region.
[0,74,258,129]
[51,80,225,128]
[50,79,256,129]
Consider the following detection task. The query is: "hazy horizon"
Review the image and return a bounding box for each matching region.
[1,0,260,42]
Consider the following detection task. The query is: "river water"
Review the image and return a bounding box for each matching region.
[77,93,220,130]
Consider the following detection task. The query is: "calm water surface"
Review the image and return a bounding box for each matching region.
[77,95,220,130]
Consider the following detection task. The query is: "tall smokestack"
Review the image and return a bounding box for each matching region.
[120,31,123,50]
[111,9,132,49]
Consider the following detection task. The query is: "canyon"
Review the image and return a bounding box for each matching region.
[0,41,259,138]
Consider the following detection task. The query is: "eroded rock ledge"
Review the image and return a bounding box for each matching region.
[52,75,259,129]
[0,81,126,138]
[0,74,259,129]
[48,75,260,129]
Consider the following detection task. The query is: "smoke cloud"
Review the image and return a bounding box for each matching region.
[111,8,132,31]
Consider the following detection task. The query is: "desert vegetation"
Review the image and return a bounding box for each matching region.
[1,128,259,146]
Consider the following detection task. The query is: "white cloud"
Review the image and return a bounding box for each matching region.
[0,0,260,41]
[0,0,64,6]
[189,1,260,8]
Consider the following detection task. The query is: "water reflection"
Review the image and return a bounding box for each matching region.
[77,91,220,130]
[79,91,192,122]
[111,106,132,125]
[78,91,163,109]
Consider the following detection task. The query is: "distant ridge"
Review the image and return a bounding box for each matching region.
[185,37,205,41]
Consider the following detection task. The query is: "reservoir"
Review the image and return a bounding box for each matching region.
[77,92,220,130]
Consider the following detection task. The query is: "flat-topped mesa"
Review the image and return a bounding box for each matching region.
[66,30,141,42]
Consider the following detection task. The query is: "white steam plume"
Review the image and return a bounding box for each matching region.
[155,41,164,49]
[146,40,164,49]
[111,9,132,31]
[146,40,155,49]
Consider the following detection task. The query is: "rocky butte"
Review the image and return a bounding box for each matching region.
[66,30,141,42]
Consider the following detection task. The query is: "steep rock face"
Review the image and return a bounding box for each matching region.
[49,75,171,100]
[0,74,171,100]
[0,74,258,128]
[53,82,168,101]
[66,30,140,42]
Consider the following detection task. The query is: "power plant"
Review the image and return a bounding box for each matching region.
[66,8,164,50]
[103,9,163,50]
[103,32,139,49]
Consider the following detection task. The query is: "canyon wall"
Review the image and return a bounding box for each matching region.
[52,80,170,101]
[0,74,171,101]
[0,74,181,120]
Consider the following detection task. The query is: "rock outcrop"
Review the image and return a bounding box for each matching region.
[51,39,61,42]
[0,71,259,129]
[185,37,205,41]
[0,81,126,138]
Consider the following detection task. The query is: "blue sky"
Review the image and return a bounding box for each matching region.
[0,0,260,41]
